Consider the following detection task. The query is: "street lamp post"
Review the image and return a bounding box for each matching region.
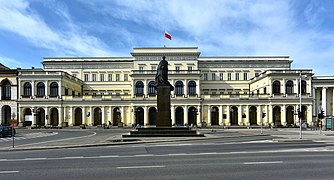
[11,112,16,148]
[299,71,302,139]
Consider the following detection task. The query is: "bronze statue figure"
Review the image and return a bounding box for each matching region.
[155,56,174,91]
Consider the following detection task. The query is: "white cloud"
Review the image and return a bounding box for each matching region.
[0,56,24,68]
[0,0,115,57]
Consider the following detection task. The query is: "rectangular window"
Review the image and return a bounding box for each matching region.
[65,88,69,96]
[228,73,232,80]
[116,74,120,81]
[108,74,112,81]
[212,73,216,80]
[188,66,193,71]
[139,66,144,71]
[243,73,248,80]
[92,74,96,81]
[84,74,89,81]
[151,66,157,70]
[100,74,104,81]
[176,66,180,72]
[236,73,239,80]
[204,73,208,80]
[124,74,128,81]
[255,72,259,77]
[220,73,224,80]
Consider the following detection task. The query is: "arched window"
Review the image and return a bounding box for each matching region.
[23,82,32,97]
[188,81,196,95]
[37,82,45,97]
[272,80,281,95]
[135,81,144,95]
[1,79,11,100]
[299,80,307,94]
[148,81,156,95]
[285,80,293,94]
[175,81,184,95]
[50,82,58,97]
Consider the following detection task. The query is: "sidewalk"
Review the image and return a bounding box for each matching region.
[0,128,333,152]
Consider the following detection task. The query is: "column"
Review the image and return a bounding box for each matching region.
[238,105,243,125]
[45,80,48,97]
[315,87,320,114]
[144,106,148,126]
[44,107,49,126]
[196,80,200,97]
[184,105,188,125]
[58,107,63,126]
[31,108,36,125]
[282,78,286,95]
[246,105,249,125]
[207,105,211,125]
[322,87,327,115]
[32,80,35,98]
[313,87,316,116]
[144,80,148,97]
[69,106,73,125]
[82,107,86,125]
[131,81,135,98]
[264,105,268,125]
[18,80,21,99]
[197,105,201,125]
[109,106,113,125]
[184,80,188,97]
[171,105,176,125]
[219,105,223,125]
[269,105,273,126]
[121,106,125,124]
[102,106,105,125]
[282,105,286,126]
[307,105,312,124]
[295,105,299,125]
[226,105,230,126]
[131,106,135,125]
[89,106,93,125]
[59,81,62,98]
[257,105,261,125]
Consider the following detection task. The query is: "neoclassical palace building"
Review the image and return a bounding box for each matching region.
[0,47,333,127]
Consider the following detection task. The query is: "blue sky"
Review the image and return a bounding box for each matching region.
[1,0,334,75]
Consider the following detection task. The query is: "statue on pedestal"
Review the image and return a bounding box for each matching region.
[155,56,174,91]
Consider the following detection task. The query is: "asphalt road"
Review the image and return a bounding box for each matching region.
[1,135,334,180]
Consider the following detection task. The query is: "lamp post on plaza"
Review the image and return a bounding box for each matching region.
[11,112,16,148]
[299,71,303,139]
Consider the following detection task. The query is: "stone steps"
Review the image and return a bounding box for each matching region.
[123,127,204,137]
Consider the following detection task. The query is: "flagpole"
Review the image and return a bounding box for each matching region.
[163,29,166,48]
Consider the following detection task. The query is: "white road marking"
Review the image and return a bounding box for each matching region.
[1,147,334,162]
[0,171,19,174]
[135,154,154,157]
[0,132,58,142]
[63,156,84,159]
[13,132,96,147]
[99,155,119,158]
[117,165,165,169]
[23,158,47,161]
[200,152,218,155]
[243,161,283,165]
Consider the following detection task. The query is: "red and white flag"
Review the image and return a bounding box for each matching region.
[165,31,172,40]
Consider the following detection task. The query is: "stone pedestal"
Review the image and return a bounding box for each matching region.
[156,85,172,127]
